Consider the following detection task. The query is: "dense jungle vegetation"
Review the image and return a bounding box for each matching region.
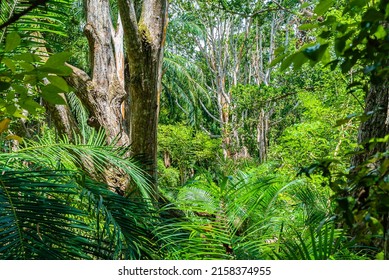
[0,0,388,260]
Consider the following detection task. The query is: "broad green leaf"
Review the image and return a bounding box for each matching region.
[363,8,384,22]
[38,66,72,76]
[41,84,67,105]
[44,52,71,67]
[269,54,287,67]
[0,81,11,91]
[299,23,318,31]
[274,46,285,56]
[280,54,295,71]
[335,38,346,55]
[13,53,41,63]
[47,76,69,92]
[21,99,43,114]
[12,85,28,95]
[319,31,332,39]
[5,33,21,52]
[2,58,16,72]
[372,25,387,40]
[6,92,15,101]
[0,118,11,134]
[301,2,311,8]
[386,4,389,18]
[24,75,38,86]
[314,0,334,16]
[19,62,35,72]
[302,43,329,62]
[5,104,17,115]
[293,52,308,70]
[350,0,368,9]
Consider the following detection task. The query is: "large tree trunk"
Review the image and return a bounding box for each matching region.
[65,0,128,145]
[119,0,168,186]
[64,0,168,193]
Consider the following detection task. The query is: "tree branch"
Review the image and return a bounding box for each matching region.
[63,64,94,114]
[118,0,142,62]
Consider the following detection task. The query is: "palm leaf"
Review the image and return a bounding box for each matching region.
[0,169,94,259]
[274,221,350,260]
[0,169,163,259]
[154,172,287,259]
[0,0,70,32]
[0,129,152,199]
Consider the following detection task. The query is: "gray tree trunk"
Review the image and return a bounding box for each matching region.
[64,0,168,193]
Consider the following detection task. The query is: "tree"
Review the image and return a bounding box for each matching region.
[164,0,300,161]
[61,0,168,192]
[276,0,389,258]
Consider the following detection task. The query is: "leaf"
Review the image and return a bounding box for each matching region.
[335,37,346,55]
[5,33,21,52]
[0,118,11,134]
[293,52,309,70]
[363,8,384,22]
[41,84,67,105]
[21,99,43,115]
[19,62,35,72]
[372,25,387,40]
[314,0,334,16]
[274,46,285,56]
[0,81,11,91]
[299,23,318,31]
[302,43,329,62]
[269,54,287,67]
[47,76,69,92]
[24,75,38,86]
[13,53,41,63]
[44,52,71,67]
[1,58,16,72]
[12,84,28,96]
[38,66,72,76]
[280,54,295,71]
[5,135,23,143]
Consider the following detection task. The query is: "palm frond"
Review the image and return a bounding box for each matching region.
[66,92,93,141]
[0,0,71,46]
[0,129,152,199]
[154,172,287,259]
[273,221,352,260]
[0,169,162,260]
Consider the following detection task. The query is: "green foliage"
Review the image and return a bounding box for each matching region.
[0,0,71,37]
[158,124,221,186]
[274,222,361,260]
[299,138,389,258]
[0,169,161,259]
[277,0,388,79]
[0,128,152,199]
[156,172,285,259]
[0,34,72,118]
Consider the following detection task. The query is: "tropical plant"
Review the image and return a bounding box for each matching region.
[0,168,163,259]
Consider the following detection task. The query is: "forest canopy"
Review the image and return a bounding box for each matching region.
[0,0,388,260]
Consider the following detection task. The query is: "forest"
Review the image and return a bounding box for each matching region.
[0,0,388,260]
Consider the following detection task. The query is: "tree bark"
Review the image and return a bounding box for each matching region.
[118,0,168,186]
[352,79,389,167]
[63,0,168,193]
[351,75,389,259]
